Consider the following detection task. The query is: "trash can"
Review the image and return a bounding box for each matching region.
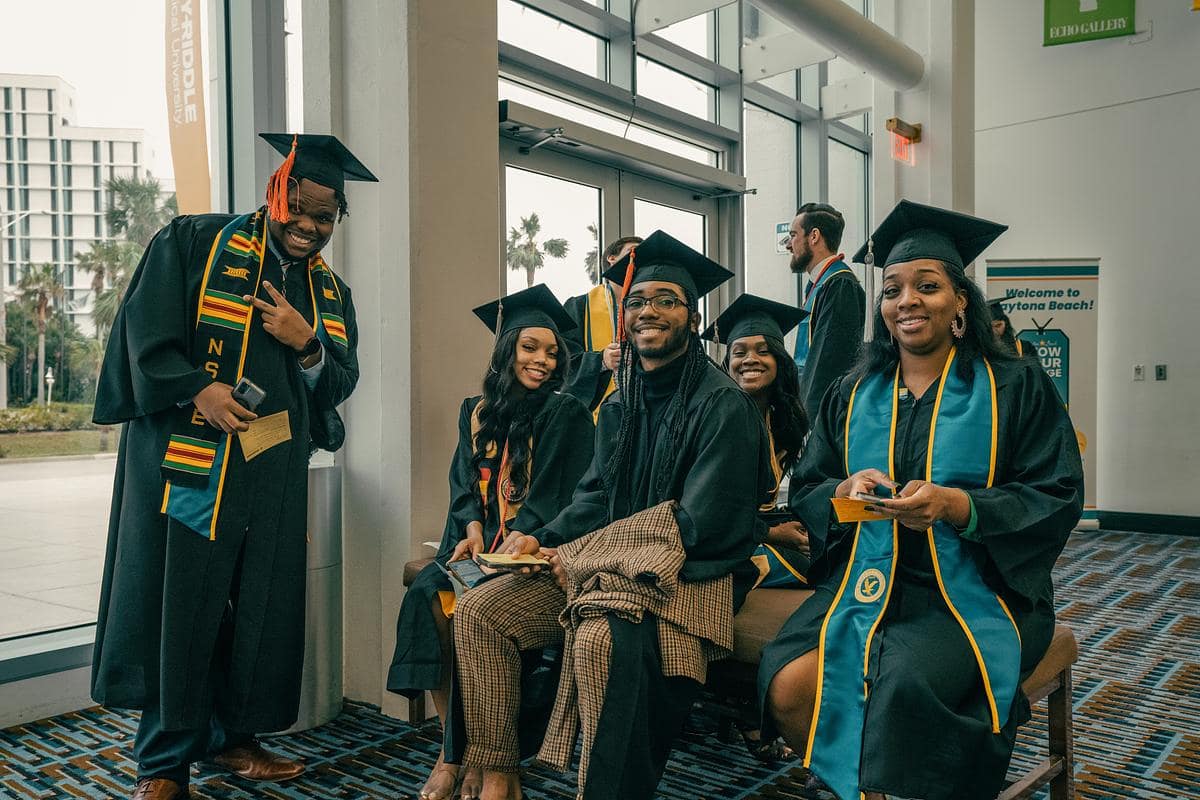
[281,460,343,733]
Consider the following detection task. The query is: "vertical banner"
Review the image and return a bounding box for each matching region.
[166,0,211,213]
[986,259,1099,524]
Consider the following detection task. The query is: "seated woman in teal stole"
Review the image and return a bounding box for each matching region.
[757,201,1084,800]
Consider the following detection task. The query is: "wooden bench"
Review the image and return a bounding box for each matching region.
[400,560,1076,799]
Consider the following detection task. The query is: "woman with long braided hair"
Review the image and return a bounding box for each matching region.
[386,285,594,800]
[453,232,773,800]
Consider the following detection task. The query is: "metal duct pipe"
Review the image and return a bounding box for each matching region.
[753,0,925,90]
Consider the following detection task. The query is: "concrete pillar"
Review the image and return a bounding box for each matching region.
[304,0,499,713]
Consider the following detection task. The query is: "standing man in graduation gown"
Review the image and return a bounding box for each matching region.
[91,133,375,800]
[785,202,866,417]
[759,201,1083,800]
[453,231,772,800]
[561,235,642,414]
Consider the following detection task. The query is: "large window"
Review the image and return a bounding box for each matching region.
[0,0,202,653]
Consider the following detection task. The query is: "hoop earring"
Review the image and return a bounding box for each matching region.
[951,309,966,339]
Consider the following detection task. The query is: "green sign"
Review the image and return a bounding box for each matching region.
[1044,0,1135,46]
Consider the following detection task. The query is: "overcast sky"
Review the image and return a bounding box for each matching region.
[0,0,199,186]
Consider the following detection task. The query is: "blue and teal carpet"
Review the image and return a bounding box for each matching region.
[1,531,1197,799]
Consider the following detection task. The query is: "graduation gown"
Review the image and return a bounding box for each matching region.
[386,391,595,697]
[91,214,359,732]
[758,356,1083,800]
[798,270,865,420]
[561,289,616,412]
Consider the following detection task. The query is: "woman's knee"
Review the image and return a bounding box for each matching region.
[767,653,818,718]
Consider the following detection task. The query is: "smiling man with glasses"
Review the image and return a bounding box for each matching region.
[451,230,772,800]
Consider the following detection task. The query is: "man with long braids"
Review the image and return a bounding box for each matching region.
[452,231,772,800]
[91,134,373,800]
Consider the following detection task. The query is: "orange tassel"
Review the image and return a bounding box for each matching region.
[266,135,298,223]
[617,247,636,342]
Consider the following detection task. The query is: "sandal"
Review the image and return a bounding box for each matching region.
[737,724,795,762]
[419,757,461,800]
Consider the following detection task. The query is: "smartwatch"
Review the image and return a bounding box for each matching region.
[297,336,322,359]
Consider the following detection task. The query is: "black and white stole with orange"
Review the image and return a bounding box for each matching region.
[159,208,350,540]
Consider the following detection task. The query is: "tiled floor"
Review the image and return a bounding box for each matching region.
[0,456,114,640]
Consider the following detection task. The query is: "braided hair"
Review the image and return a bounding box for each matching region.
[602,289,715,503]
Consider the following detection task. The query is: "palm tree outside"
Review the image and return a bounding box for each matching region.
[18,263,65,405]
[582,222,602,285]
[505,213,569,288]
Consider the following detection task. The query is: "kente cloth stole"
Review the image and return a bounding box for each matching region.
[469,400,534,551]
[584,283,618,419]
[792,257,851,372]
[159,209,351,540]
[804,348,1021,800]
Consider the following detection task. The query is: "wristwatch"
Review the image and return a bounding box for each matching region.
[297,336,322,359]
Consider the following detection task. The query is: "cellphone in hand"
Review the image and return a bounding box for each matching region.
[853,491,891,504]
[231,377,266,412]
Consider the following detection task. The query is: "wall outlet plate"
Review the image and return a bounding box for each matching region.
[1155,364,1167,381]
[1133,364,1145,381]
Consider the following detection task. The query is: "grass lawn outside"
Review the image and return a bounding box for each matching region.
[0,428,117,459]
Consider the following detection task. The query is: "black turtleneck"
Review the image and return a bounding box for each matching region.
[638,350,688,431]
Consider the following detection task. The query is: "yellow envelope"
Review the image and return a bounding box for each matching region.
[238,409,292,461]
[831,496,891,523]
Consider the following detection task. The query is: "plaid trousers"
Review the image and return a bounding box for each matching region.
[454,573,567,771]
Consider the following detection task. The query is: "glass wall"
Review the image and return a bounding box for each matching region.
[0,0,205,645]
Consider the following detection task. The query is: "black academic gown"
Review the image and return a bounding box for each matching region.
[758,356,1083,800]
[799,270,865,420]
[386,391,595,697]
[91,213,359,733]
[561,290,615,412]
[535,355,773,800]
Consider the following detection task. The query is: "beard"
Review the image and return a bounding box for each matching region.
[631,322,691,361]
[789,241,813,274]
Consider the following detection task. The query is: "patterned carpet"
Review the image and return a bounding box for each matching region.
[1,530,1196,799]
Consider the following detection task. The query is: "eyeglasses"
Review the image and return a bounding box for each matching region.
[622,294,687,312]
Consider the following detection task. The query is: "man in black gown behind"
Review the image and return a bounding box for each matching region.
[91,134,375,800]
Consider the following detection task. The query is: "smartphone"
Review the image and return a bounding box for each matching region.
[231,377,266,412]
[853,492,891,504]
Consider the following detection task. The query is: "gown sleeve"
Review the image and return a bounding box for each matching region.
[799,274,865,419]
[787,378,855,576]
[437,397,485,558]
[965,362,1084,603]
[93,217,216,424]
[508,394,596,535]
[534,397,620,547]
[307,276,360,450]
[672,388,772,572]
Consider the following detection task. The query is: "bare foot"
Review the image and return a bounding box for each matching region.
[419,753,460,800]
[459,767,483,800]
[479,769,522,800]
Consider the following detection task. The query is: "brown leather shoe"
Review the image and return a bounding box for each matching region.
[208,740,305,782]
[132,777,189,799]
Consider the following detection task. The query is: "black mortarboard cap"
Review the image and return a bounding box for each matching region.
[700,294,807,348]
[987,295,1011,320]
[850,200,1007,271]
[601,230,733,300]
[472,284,576,338]
[260,133,379,195]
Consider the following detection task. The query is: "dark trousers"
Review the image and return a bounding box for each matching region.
[133,706,253,785]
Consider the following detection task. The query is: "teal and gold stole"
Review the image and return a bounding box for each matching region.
[792,257,851,372]
[159,209,350,540]
[804,347,1021,800]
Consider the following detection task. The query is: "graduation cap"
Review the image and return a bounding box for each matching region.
[472,284,576,338]
[986,295,1012,321]
[700,294,807,349]
[602,230,733,301]
[851,200,1007,271]
[260,133,379,222]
